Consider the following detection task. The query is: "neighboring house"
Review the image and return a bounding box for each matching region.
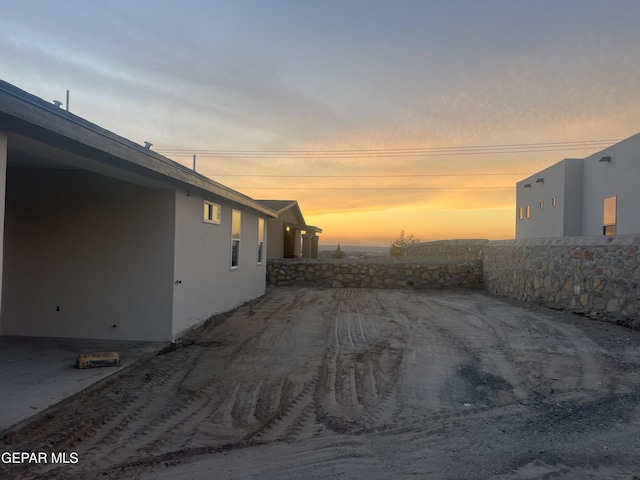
[256,200,322,259]
[516,133,640,239]
[0,80,278,342]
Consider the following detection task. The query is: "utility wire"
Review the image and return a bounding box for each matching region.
[156,139,618,159]
[226,186,514,191]
[158,138,615,153]
[202,172,533,178]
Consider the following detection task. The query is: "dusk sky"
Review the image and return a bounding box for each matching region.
[2,1,639,245]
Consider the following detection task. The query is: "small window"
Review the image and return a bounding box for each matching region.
[203,201,221,224]
[552,197,557,208]
[539,201,544,211]
[231,209,241,268]
[603,195,617,235]
[525,205,531,219]
[518,207,524,220]
[257,218,265,264]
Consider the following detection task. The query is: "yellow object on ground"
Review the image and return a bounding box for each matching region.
[76,352,120,369]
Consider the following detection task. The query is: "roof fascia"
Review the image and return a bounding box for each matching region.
[0,82,277,218]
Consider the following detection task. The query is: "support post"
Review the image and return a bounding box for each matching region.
[0,132,7,333]
[302,231,320,258]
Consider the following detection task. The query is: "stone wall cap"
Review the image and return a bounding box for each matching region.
[487,235,640,247]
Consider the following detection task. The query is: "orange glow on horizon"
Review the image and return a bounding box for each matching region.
[164,132,635,246]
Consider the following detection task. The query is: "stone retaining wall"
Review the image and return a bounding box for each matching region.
[267,235,640,325]
[267,259,483,289]
[483,236,640,324]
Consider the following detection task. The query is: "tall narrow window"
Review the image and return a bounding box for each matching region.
[539,201,544,211]
[518,207,523,220]
[552,197,557,208]
[525,205,531,219]
[603,195,617,235]
[231,209,241,268]
[257,218,265,264]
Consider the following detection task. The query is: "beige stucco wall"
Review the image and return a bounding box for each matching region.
[1,169,175,341]
[171,192,267,338]
[266,217,285,259]
[265,211,303,259]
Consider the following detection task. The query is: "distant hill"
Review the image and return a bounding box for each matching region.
[319,245,389,254]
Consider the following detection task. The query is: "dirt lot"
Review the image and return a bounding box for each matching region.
[2,287,640,479]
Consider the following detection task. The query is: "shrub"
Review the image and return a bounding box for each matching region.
[390,230,420,258]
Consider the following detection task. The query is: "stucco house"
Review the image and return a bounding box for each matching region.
[516,133,640,239]
[0,80,278,342]
[256,200,322,259]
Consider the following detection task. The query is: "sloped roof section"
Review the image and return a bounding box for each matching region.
[257,199,322,233]
[0,79,277,218]
[257,200,298,214]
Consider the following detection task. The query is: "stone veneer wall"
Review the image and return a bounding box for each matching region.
[483,236,640,323]
[267,259,483,289]
[267,236,640,325]
[405,239,488,261]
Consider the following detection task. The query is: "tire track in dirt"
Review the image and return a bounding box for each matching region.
[178,288,330,449]
[317,290,404,434]
[357,290,622,469]
[409,293,612,406]
[4,288,640,480]
[431,294,611,392]
[74,349,202,469]
[9,289,330,478]
[253,376,320,443]
[410,295,535,407]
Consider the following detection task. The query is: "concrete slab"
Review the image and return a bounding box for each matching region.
[0,335,164,433]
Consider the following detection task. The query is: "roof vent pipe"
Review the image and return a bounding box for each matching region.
[53,100,63,108]
[143,141,153,150]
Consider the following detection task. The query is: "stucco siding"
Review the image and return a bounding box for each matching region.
[171,192,266,338]
[581,133,640,236]
[516,159,582,238]
[266,217,285,260]
[562,160,583,235]
[2,170,175,341]
[517,134,640,239]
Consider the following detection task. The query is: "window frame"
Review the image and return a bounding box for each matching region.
[257,218,265,265]
[603,195,617,235]
[203,201,221,225]
[525,205,531,219]
[231,209,241,269]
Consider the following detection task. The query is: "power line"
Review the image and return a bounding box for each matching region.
[202,172,533,178]
[158,138,616,154]
[226,186,514,191]
[156,139,618,159]
[159,147,606,158]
